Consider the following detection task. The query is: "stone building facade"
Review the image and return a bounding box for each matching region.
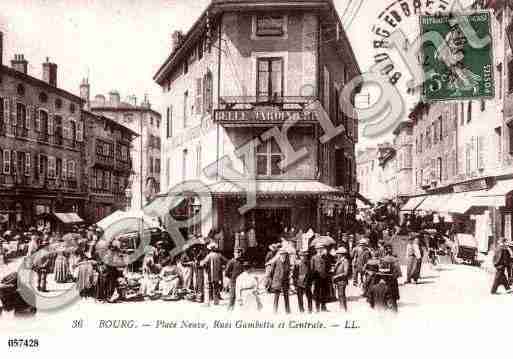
[81,81,162,210]
[0,46,86,229]
[82,110,137,223]
[153,0,361,249]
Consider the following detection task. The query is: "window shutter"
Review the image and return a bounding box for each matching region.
[62,159,67,179]
[48,156,56,178]
[26,105,31,130]
[25,152,30,176]
[70,160,76,178]
[3,149,10,174]
[34,109,41,132]
[76,121,84,141]
[195,78,202,115]
[3,99,9,127]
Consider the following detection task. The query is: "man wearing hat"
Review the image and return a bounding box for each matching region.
[333,247,350,312]
[491,237,512,294]
[225,247,244,311]
[33,238,51,292]
[293,250,312,313]
[310,243,330,312]
[352,238,371,287]
[201,243,227,305]
[268,247,291,314]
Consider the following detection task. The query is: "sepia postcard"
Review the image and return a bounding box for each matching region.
[1,0,513,357]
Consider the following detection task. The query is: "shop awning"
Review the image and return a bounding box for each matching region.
[472,179,513,207]
[401,196,426,211]
[96,210,160,230]
[53,212,84,224]
[439,190,488,214]
[416,194,448,212]
[209,180,342,195]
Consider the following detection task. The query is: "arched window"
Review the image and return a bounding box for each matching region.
[203,71,213,114]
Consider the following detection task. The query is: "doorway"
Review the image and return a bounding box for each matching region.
[251,208,291,248]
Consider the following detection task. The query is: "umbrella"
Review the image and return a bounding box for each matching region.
[310,235,336,248]
[62,233,82,242]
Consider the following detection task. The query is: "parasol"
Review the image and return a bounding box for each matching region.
[62,233,82,242]
[310,235,336,248]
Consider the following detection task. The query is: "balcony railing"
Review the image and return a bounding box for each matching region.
[219,96,315,110]
[114,160,132,173]
[95,154,115,168]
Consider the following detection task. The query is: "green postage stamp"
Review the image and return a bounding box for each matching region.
[420,11,495,102]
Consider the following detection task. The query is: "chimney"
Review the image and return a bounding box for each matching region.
[42,57,57,87]
[171,30,184,52]
[94,94,106,106]
[141,94,151,109]
[80,78,90,110]
[127,95,137,107]
[109,90,120,107]
[11,54,28,74]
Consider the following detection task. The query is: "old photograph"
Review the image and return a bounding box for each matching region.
[1,0,513,357]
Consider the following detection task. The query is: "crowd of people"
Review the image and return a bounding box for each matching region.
[1,207,464,317]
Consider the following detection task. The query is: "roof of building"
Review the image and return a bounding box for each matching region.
[83,110,140,137]
[90,103,161,118]
[0,64,84,104]
[153,0,360,85]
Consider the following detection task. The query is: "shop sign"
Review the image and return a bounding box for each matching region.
[214,109,317,123]
[453,179,488,193]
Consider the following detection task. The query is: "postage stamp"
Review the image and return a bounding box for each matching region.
[420,11,495,101]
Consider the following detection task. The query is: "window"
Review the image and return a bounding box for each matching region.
[437,157,442,182]
[508,59,513,93]
[203,71,213,114]
[156,119,160,129]
[24,152,30,176]
[183,60,188,75]
[257,58,283,101]
[481,99,486,112]
[467,101,472,123]
[323,66,330,113]
[496,126,503,162]
[439,116,443,140]
[3,149,10,174]
[149,156,154,173]
[68,160,76,178]
[419,134,423,152]
[255,15,285,37]
[16,103,27,132]
[196,146,202,177]
[182,149,188,181]
[195,78,202,115]
[166,105,173,138]
[48,156,56,178]
[155,159,161,174]
[183,91,189,128]
[460,103,465,126]
[256,139,283,176]
[433,121,438,144]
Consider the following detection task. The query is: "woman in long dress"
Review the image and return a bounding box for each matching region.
[405,237,421,284]
[159,259,181,298]
[54,250,70,283]
[235,263,263,312]
[178,251,193,291]
[76,256,96,298]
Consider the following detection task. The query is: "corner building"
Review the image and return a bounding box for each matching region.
[153,0,361,252]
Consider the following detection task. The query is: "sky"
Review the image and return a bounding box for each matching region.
[0,0,476,149]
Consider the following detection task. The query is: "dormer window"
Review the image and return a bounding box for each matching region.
[255,15,286,37]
